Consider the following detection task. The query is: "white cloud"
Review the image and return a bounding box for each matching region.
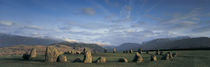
[0,20,14,26]
[23,25,43,30]
[82,8,96,16]
[63,38,77,42]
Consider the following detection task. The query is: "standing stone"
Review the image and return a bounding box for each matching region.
[119,57,128,63]
[30,48,36,58]
[123,51,126,53]
[162,53,170,60]
[22,53,30,60]
[96,57,106,63]
[151,55,157,61]
[168,52,173,59]
[104,48,107,53]
[83,48,87,54]
[160,51,164,55]
[57,55,67,62]
[68,51,72,54]
[45,46,60,62]
[156,49,160,55]
[129,49,133,53]
[146,50,150,54]
[172,52,177,57]
[76,51,81,54]
[124,50,128,53]
[23,48,36,60]
[83,50,92,63]
[113,48,116,53]
[133,52,143,63]
[138,48,143,54]
[71,50,76,54]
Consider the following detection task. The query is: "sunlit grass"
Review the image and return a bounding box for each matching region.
[0,50,210,67]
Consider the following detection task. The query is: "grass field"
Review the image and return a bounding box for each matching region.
[0,50,210,67]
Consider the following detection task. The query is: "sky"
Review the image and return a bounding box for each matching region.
[0,0,210,46]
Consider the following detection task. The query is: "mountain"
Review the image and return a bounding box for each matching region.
[139,37,210,50]
[0,33,61,47]
[0,33,104,51]
[116,43,141,51]
[0,33,104,55]
[118,37,210,51]
[50,41,104,52]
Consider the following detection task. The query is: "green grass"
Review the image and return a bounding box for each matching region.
[0,50,210,67]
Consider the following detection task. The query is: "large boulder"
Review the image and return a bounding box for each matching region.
[113,48,116,53]
[156,49,160,55]
[129,49,133,53]
[123,50,127,53]
[83,50,92,63]
[22,53,30,60]
[83,48,87,54]
[138,48,142,54]
[57,55,67,62]
[71,50,76,54]
[22,48,36,60]
[76,51,81,54]
[133,52,143,63]
[168,52,173,59]
[96,57,106,63]
[45,46,60,62]
[125,50,129,53]
[119,57,128,63]
[104,48,107,53]
[123,51,126,53]
[146,50,150,54]
[30,48,36,58]
[172,52,177,57]
[151,55,157,61]
[162,53,170,60]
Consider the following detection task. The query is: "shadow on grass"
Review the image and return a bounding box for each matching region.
[0,57,45,63]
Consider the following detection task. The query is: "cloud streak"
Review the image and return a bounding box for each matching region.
[0,21,15,26]
[82,8,96,16]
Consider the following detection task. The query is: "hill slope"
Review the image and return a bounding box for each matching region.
[116,43,141,51]
[140,37,210,50]
[118,37,210,50]
[51,41,104,52]
[0,33,61,47]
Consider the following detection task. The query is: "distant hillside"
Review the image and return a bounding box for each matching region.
[0,45,73,56]
[118,37,210,51]
[51,41,104,52]
[0,33,104,53]
[139,37,210,50]
[116,43,141,51]
[0,33,61,47]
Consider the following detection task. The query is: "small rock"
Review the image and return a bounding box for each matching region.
[133,52,143,63]
[96,57,106,63]
[151,55,157,61]
[57,55,67,62]
[119,57,128,63]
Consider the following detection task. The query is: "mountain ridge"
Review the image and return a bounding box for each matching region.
[0,33,104,52]
[0,33,62,47]
[117,37,210,51]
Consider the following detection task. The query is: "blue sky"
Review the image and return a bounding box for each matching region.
[0,0,210,46]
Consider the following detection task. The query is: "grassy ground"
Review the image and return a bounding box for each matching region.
[0,50,210,67]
